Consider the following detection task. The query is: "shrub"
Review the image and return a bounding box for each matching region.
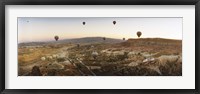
[56,58,65,62]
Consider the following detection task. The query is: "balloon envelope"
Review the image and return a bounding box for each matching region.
[54,36,59,41]
[103,37,106,40]
[83,22,86,25]
[113,21,116,25]
[137,31,142,38]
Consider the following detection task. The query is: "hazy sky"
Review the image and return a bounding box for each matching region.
[18,17,182,43]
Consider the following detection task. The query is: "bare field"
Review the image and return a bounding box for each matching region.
[18,38,182,76]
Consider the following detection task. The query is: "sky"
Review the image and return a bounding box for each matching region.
[18,17,182,43]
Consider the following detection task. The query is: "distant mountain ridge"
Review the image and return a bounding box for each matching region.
[18,37,182,47]
[57,37,124,44]
[117,38,182,47]
[127,38,181,44]
[18,37,124,47]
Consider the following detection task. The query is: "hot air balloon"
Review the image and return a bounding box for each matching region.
[113,21,116,25]
[137,31,142,38]
[54,35,59,41]
[103,37,106,41]
[123,38,125,40]
[83,22,86,25]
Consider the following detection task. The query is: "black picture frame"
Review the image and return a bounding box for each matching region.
[0,0,199,94]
